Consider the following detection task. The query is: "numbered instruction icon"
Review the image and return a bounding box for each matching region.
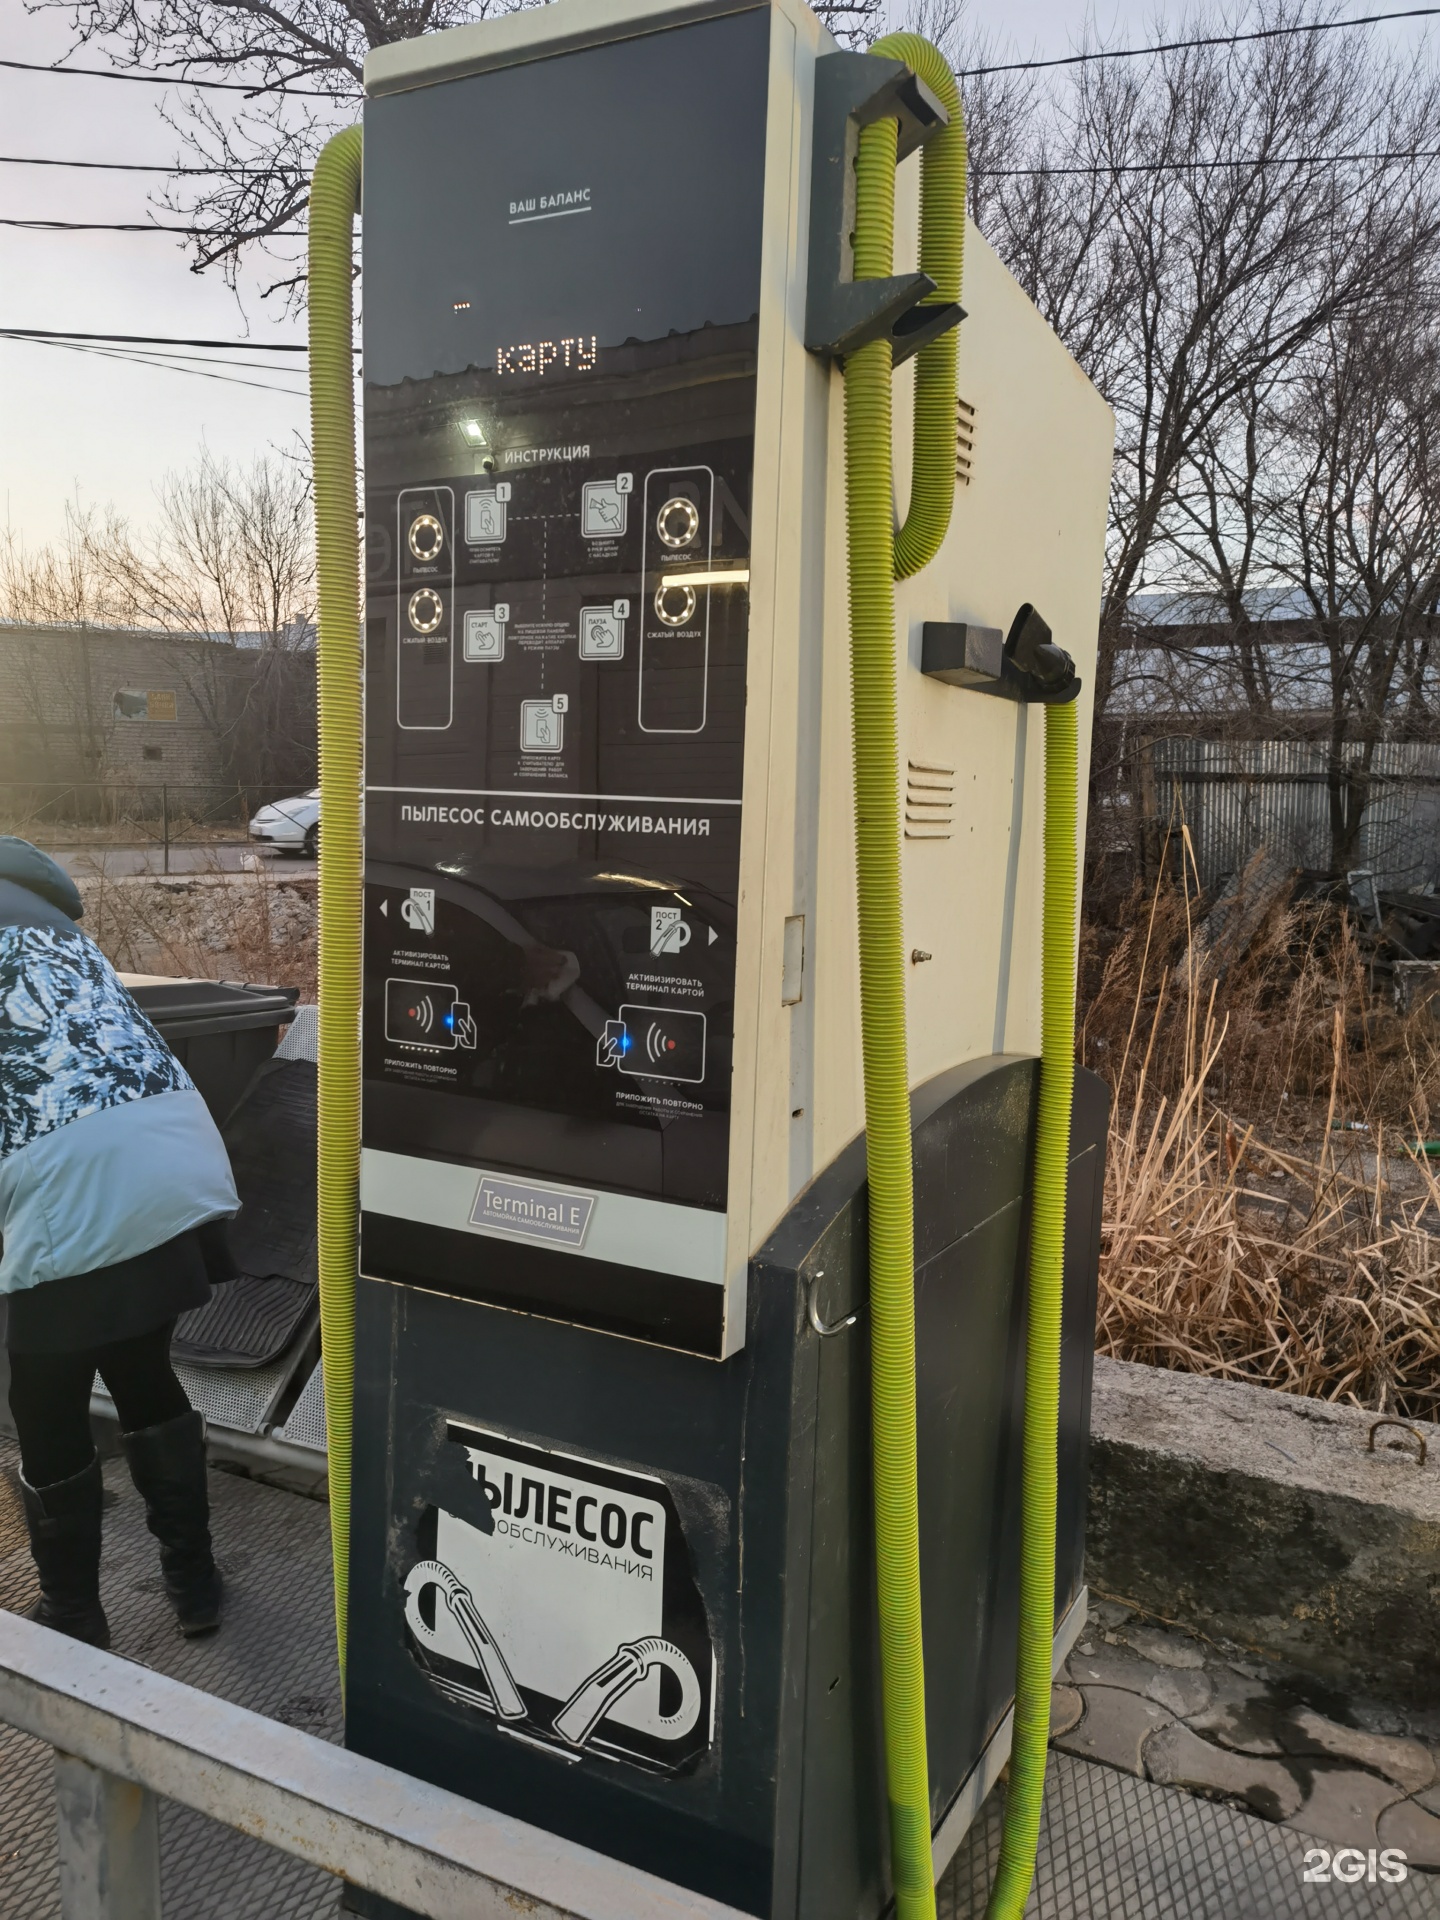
[463,606,508,662]
[465,486,509,544]
[650,905,691,955]
[521,699,564,754]
[581,475,632,539]
[579,604,626,660]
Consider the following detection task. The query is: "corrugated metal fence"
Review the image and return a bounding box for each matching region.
[1144,739,1440,891]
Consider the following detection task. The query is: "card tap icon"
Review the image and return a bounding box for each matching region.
[596,1018,629,1068]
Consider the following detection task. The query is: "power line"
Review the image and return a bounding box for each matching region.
[0,6,1429,101]
[983,145,1440,177]
[1,331,307,396]
[0,154,281,175]
[959,5,1440,76]
[0,217,303,234]
[0,56,351,97]
[6,139,1440,184]
[6,137,1437,225]
[0,6,1431,223]
[0,326,308,350]
[89,344,303,372]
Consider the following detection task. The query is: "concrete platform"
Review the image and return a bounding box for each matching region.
[0,1435,1435,1918]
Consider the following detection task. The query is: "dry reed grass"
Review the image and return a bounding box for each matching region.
[1089,839,1440,1418]
[1081,844,1440,1138]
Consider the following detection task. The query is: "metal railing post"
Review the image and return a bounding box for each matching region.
[54,1750,162,1920]
[1,1610,751,1920]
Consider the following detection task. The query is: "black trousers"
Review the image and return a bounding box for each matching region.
[7,1322,191,1487]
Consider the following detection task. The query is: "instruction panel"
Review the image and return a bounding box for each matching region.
[357,4,770,1346]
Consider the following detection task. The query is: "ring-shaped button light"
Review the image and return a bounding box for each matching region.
[408,513,444,560]
[408,589,445,634]
[656,496,701,549]
[655,583,698,627]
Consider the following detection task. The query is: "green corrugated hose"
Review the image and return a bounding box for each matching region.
[985,697,1077,1920]
[844,35,963,1920]
[845,36,1075,1920]
[871,33,966,582]
[308,122,363,1683]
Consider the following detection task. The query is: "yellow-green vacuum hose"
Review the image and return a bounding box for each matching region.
[845,34,964,1920]
[308,122,363,1681]
[985,698,1077,1919]
[844,36,1075,1920]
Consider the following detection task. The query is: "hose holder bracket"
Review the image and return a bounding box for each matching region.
[805,51,965,364]
[922,603,1082,705]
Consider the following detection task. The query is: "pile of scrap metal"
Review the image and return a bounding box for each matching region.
[1349,879,1440,1009]
[1190,855,1440,1007]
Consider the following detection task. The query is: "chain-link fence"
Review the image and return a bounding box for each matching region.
[0,781,316,872]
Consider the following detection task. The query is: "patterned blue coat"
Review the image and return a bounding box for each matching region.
[0,913,239,1294]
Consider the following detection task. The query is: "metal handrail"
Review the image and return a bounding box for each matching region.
[0,1609,745,1920]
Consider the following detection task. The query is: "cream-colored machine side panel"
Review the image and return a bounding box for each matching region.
[801,211,1113,1181]
[805,367,864,1188]
[732,0,881,1271]
[895,222,1112,1082]
[724,0,813,1353]
[730,0,870,1300]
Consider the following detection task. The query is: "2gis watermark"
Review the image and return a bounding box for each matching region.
[1303,1847,1408,1885]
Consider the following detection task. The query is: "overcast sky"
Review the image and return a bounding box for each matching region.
[0,0,1431,547]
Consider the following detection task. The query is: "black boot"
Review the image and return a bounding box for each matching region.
[20,1455,111,1649]
[121,1410,223,1636]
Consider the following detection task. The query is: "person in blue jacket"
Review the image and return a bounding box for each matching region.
[0,837,239,1647]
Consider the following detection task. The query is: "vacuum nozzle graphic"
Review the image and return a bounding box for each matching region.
[403,1560,527,1722]
[552,1637,701,1749]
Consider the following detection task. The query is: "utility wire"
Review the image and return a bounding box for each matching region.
[0,7,1432,234]
[84,343,305,372]
[0,154,281,174]
[982,145,1440,176]
[959,6,1440,75]
[0,56,350,96]
[0,326,309,350]
[2,332,307,395]
[7,139,1438,220]
[1,7,1433,95]
[0,216,303,233]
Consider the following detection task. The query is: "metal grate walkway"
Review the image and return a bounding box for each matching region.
[0,1433,1433,1919]
[945,1750,1438,1918]
[0,1436,341,1920]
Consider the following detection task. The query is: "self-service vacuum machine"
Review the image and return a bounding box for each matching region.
[305,1,1114,1914]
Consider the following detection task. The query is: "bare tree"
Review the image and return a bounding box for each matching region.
[974,3,1440,727]
[34,0,529,299]
[38,0,921,296]
[1228,295,1440,867]
[0,505,119,782]
[96,449,317,785]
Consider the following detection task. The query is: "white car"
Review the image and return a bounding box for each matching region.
[249,789,320,856]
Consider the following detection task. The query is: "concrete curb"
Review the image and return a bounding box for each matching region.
[1087,1356,1440,1703]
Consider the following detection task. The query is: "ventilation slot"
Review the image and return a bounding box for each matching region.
[906,760,954,840]
[955,396,976,487]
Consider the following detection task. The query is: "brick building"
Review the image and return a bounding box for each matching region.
[0,622,316,800]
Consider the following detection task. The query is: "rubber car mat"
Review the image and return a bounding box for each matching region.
[173,1059,317,1369]
[172,1277,316,1370]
